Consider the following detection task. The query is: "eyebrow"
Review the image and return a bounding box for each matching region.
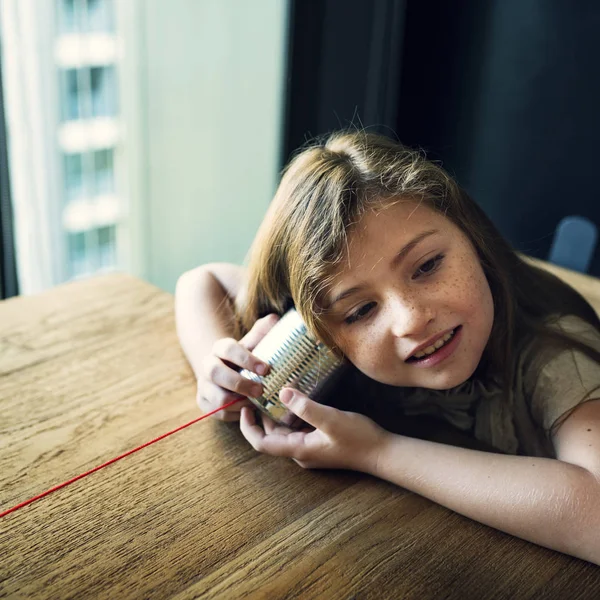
[325,229,440,309]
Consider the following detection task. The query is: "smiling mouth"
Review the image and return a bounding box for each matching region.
[405,326,461,362]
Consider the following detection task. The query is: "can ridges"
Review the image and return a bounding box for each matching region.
[239,309,342,427]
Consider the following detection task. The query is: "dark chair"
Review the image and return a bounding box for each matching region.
[548,215,598,273]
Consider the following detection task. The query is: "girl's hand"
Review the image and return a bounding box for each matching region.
[196,314,279,421]
[240,387,390,472]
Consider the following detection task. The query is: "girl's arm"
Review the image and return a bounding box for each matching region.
[175,263,246,378]
[175,263,278,421]
[373,410,600,565]
[240,391,600,565]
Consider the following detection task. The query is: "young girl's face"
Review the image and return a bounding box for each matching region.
[322,199,494,390]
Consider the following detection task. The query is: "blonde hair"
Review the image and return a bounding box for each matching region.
[238,131,600,390]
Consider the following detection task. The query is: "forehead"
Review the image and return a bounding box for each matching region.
[318,199,457,310]
[341,199,449,265]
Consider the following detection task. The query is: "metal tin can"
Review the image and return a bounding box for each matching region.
[240,309,344,427]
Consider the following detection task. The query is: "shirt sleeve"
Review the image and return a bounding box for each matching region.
[528,315,600,437]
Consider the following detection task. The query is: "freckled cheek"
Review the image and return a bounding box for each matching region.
[341,329,389,373]
[455,269,494,336]
[444,261,489,311]
[468,266,494,310]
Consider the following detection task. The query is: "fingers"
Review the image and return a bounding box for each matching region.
[196,383,251,421]
[212,337,270,377]
[279,388,334,433]
[240,407,307,458]
[261,413,295,436]
[203,355,264,400]
[239,314,280,352]
[240,406,270,449]
[195,314,279,423]
[261,413,277,434]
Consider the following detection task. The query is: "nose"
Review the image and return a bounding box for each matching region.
[387,293,435,339]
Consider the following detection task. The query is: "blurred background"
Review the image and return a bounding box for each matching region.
[0,0,599,300]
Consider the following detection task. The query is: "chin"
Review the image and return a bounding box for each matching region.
[411,360,479,391]
[420,375,469,391]
[432,361,479,390]
[362,356,479,390]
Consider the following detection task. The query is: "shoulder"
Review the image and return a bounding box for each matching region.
[552,398,600,476]
[177,262,247,296]
[546,314,600,349]
[520,314,600,373]
[522,313,600,436]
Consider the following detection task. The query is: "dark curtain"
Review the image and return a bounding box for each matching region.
[283,0,600,276]
[283,0,407,157]
[0,51,18,299]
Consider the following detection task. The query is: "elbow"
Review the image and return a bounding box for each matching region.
[573,506,600,566]
[175,265,213,298]
[569,535,600,567]
[556,475,600,565]
[174,267,213,329]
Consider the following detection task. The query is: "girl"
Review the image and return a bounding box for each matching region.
[175,131,600,564]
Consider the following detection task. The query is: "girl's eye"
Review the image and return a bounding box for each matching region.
[413,253,445,279]
[343,254,445,326]
[344,302,376,325]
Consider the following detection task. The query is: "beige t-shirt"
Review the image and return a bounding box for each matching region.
[519,315,600,455]
[334,315,600,458]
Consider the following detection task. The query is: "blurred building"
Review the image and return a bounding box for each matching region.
[56,0,121,280]
[2,0,287,295]
[1,0,126,293]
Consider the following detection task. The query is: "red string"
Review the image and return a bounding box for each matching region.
[0,398,242,519]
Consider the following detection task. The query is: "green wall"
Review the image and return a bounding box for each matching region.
[121,0,288,292]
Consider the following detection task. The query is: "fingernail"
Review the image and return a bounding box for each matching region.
[256,363,267,376]
[280,388,294,405]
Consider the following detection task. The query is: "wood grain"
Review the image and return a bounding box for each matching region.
[1,269,599,599]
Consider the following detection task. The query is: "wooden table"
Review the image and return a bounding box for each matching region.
[1,267,600,599]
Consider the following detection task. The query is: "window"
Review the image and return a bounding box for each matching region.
[67,225,117,277]
[90,66,117,117]
[59,0,114,34]
[58,0,80,34]
[64,153,85,202]
[94,149,114,195]
[63,69,81,121]
[61,66,117,121]
[63,149,113,202]
[67,231,88,277]
[98,225,116,268]
[4,0,129,293]
[87,0,114,33]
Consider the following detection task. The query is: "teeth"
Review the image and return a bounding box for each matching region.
[412,329,456,359]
